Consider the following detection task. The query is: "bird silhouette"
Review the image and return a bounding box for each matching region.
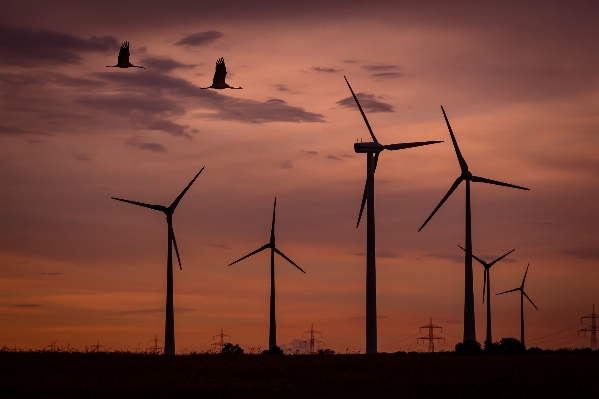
[201,57,242,89]
[106,42,144,69]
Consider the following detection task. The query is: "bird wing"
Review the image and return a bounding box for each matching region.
[118,42,130,65]
[213,57,227,85]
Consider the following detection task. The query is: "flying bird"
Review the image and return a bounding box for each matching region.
[201,57,242,89]
[106,42,145,69]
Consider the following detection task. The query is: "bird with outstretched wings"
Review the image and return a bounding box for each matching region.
[107,41,144,69]
[201,57,242,89]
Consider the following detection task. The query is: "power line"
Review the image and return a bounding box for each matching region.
[380,332,421,348]
[528,323,583,342]
[320,336,363,351]
[547,335,588,350]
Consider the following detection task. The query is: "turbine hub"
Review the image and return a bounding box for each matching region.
[462,170,472,180]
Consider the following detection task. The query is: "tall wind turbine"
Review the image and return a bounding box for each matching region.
[112,167,204,355]
[418,106,529,342]
[344,76,442,354]
[228,198,305,350]
[496,263,538,346]
[458,245,515,344]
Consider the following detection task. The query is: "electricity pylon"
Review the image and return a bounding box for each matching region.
[89,340,105,352]
[417,317,445,352]
[212,329,231,353]
[147,334,164,354]
[44,340,58,352]
[579,304,597,351]
[301,323,323,354]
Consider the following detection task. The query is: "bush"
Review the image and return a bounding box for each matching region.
[317,349,335,355]
[222,343,244,355]
[455,340,483,355]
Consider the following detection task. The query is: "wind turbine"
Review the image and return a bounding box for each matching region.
[418,106,529,343]
[496,263,538,346]
[228,198,305,350]
[344,76,443,354]
[111,167,204,355]
[458,245,515,344]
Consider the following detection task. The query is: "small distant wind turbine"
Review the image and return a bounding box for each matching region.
[458,245,515,344]
[106,42,145,69]
[111,167,204,355]
[201,57,242,89]
[496,263,538,346]
[228,198,304,350]
[418,106,529,343]
[344,76,442,354]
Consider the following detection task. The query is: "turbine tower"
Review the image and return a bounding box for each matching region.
[344,76,442,354]
[112,167,204,355]
[228,197,305,350]
[418,106,529,342]
[459,245,515,344]
[496,263,538,346]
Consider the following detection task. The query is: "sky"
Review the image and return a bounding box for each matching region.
[1,0,598,353]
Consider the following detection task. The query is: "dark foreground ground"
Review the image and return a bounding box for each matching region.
[1,352,597,398]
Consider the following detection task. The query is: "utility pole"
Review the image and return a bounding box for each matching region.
[417,317,445,353]
[302,323,323,354]
[89,340,105,353]
[212,329,231,353]
[579,304,597,351]
[147,334,164,354]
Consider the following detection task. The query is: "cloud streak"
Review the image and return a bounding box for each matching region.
[0,25,118,67]
[336,93,394,113]
[175,30,223,46]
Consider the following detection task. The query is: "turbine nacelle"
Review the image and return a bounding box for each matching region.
[354,142,383,153]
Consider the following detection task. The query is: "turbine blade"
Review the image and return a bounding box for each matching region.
[522,291,538,310]
[496,287,519,295]
[521,263,530,288]
[482,269,487,304]
[344,76,378,143]
[228,244,270,266]
[274,247,305,273]
[418,176,463,232]
[271,197,276,242]
[441,106,468,172]
[171,227,182,270]
[470,175,530,191]
[356,153,379,228]
[356,181,367,228]
[457,244,488,267]
[488,249,516,267]
[169,167,205,211]
[383,140,443,150]
[111,197,166,212]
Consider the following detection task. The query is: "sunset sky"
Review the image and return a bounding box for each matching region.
[1,1,597,353]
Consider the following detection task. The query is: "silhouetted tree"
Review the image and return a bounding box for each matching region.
[484,340,500,353]
[455,340,482,355]
[222,343,244,354]
[497,338,525,353]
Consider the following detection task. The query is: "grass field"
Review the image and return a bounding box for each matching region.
[1,351,597,398]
